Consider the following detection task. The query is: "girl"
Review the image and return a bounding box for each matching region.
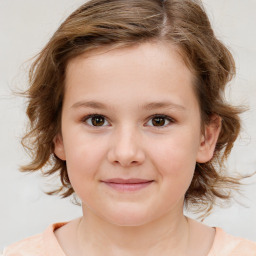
[3,0,256,255]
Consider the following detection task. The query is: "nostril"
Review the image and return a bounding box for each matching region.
[107,140,145,166]
[112,159,140,167]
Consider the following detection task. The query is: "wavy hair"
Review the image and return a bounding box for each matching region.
[21,0,245,215]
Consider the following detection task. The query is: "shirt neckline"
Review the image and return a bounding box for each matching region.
[46,222,221,256]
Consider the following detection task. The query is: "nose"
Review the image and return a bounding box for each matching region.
[107,126,145,167]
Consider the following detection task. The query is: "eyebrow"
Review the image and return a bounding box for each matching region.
[71,100,186,111]
[140,101,186,111]
[72,101,107,109]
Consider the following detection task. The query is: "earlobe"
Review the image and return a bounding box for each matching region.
[53,133,66,161]
[196,115,222,163]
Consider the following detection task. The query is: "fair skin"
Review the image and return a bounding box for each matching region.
[54,41,221,256]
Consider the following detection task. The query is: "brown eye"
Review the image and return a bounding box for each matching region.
[85,115,108,127]
[152,117,166,126]
[92,116,105,126]
[147,115,173,127]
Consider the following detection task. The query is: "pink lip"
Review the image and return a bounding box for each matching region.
[101,178,154,192]
[103,178,153,184]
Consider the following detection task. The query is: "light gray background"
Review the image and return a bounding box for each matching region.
[0,0,256,250]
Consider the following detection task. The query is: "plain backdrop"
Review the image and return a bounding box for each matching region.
[0,0,256,250]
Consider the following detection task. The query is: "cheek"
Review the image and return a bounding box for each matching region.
[63,134,108,187]
[149,131,199,184]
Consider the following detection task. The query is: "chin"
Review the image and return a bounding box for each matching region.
[102,206,155,227]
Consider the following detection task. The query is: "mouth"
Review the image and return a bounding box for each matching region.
[101,178,154,192]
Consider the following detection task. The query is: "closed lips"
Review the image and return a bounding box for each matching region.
[101,179,154,192]
[102,178,154,184]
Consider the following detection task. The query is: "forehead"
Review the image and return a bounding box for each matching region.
[68,40,189,64]
[64,41,198,111]
[65,41,194,84]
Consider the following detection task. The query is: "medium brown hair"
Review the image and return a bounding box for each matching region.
[21,0,244,215]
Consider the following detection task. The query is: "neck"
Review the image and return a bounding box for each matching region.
[76,205,191,256]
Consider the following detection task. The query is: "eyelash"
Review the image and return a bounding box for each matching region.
[81,113,175,128]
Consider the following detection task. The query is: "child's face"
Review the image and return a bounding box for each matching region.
[54,41,217,226]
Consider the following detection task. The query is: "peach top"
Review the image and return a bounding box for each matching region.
[2,222,256,256]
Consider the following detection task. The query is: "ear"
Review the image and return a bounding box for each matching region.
[53,133,66,161]
[196,115,222,163]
